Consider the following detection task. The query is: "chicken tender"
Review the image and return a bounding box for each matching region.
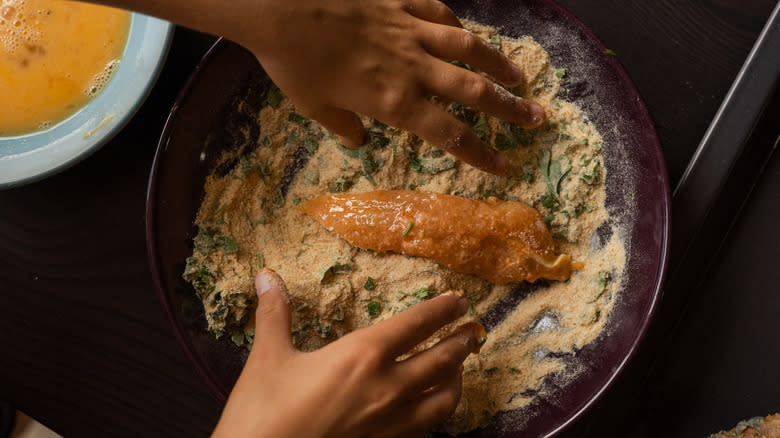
[301,190,573,284]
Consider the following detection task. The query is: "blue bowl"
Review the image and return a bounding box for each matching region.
[0,13,173,189]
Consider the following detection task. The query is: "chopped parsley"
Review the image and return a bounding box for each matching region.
[538,148,570,207]
[256,253,265,270]
[412,287,429,300]
[320,260,353,283]
[183,258,215,298]
[604,48,617,56]
[333,304,345,322]
[367,301,382,318]
[489,34,502,52]
[409,157,455,175]
[587,271,611,303]
[288,112,311,128]
[555,68,566,79]
[364,277,376,291]
[402,222,414,237]
[257,162,271,184]
[216,236,239,254]
[264,83,283,108]
[328,176,354,193]
[580,161,602,185]
[471,116,489,139]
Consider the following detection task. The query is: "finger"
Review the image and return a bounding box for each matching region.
[308,106,367,149]
[401,0,462,28]
[396,323,484,397]
[419,23,523,87]
[367,291,470,359]
[388,99,507,174]
[424,59,546,129]
[251,268,294,358]
[386,369,464,437]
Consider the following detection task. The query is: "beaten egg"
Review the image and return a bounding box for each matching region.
[0,0,130,135]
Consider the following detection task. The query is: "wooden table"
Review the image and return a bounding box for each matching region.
[1,1,777,436]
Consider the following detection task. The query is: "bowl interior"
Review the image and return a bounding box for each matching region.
[147,1,670,436]
[0,13,173,189]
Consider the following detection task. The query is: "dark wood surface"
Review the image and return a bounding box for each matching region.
[0,1,777,436]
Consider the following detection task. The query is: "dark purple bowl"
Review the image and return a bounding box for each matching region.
[146,1,671,436]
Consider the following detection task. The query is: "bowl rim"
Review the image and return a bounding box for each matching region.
[0,14,174,190]
[146,0,672,431]
[146,37,235,403]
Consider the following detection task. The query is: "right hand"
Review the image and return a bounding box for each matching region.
[238,0,546,174]
[213,268,485,438]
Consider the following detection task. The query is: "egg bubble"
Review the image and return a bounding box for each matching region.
[83,58,120,97]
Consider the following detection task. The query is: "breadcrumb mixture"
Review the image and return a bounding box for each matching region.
[183,22,626,434]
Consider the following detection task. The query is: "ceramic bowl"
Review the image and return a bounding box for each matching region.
[0,13,173,189]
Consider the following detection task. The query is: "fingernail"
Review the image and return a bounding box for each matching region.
[442,290,470,315]
[255,268,289,302]
[527,103,546,127]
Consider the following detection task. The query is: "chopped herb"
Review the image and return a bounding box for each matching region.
[508,367,521,375]
[320,261,353,283]
[632,189,638,197]
[489,34,502,52]
[256,253,265,269]
[429,149,445,158]
[319,324,332,339]
[261,136,271,147]
[367,301,382,318]
[304,138,318,154]
[231,332,245,346]
[288,112,311,128]
[580,162,602,185]
[296,303,309,312]
[402,222,414,237]
[604,48,617,56]
[555,68,566,79]
[552,99,562,110]
[364,277,376,291]
[580,138,589,146]
[216,236,239,254]
[587,271,611,303]
[409,157,455,175]
[257,162,271,183]
[328,176,354,193]
[333,305,345,322]
[412,287,429,299]
[539,193,558,209]
[471,116,489,139]
[538,148,570,207]
[264,83,283,108]
[292,194,302,206]
[183,259,215,298]
[484,367,499,376]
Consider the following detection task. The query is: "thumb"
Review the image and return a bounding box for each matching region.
[252,268,294,357]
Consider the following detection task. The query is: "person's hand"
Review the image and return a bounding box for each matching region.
[238,0,545,174]
[212,268,485,438]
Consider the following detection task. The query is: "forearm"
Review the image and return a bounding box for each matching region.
[88,0,265,43]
